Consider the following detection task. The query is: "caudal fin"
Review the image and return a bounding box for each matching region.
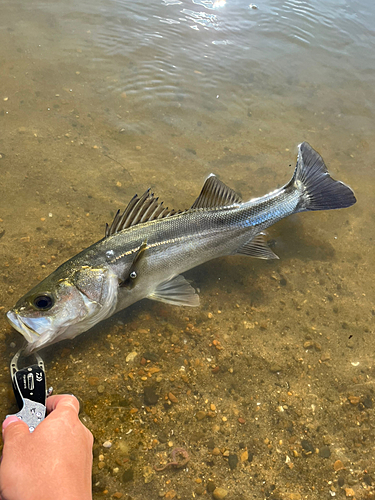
[291,142,356,212]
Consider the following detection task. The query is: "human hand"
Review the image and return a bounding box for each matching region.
[0,394,93,500]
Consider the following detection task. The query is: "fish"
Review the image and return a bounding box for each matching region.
[6,142,356,353]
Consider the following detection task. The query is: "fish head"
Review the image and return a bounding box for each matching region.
[7,265,118,353]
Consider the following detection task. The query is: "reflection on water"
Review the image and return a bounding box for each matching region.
[0,0,375,498]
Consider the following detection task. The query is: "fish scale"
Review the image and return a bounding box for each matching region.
[7,142,356,353]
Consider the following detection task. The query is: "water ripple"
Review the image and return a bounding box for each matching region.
[45,0,375,115]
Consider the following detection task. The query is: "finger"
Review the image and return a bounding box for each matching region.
[2,416,29,441]
[46,394,80,415]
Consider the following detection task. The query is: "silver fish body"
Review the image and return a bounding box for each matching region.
[7,143,356,352]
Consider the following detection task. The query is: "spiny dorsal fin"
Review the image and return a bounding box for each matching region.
[191,174,242,209]
[105,189,180,237]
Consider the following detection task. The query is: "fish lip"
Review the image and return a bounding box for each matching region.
[6,310,40,343]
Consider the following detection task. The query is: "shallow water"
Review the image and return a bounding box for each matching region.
[0,0,375,498]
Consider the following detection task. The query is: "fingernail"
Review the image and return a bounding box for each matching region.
[2,415,20,431]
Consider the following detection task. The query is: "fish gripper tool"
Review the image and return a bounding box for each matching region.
[7,349,50,432]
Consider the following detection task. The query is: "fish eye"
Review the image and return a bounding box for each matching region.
[33,294,54,311]
[130,271,137,279]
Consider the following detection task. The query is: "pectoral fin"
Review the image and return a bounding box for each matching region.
[148,275,200,307]
[236,233,279,260]
[119,241,147,288]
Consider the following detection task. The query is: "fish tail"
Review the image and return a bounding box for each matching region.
[290,142,356,212]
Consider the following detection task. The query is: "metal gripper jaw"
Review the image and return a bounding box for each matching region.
[7,349,50,432]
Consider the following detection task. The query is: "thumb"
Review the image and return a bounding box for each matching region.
[2,415,29,441]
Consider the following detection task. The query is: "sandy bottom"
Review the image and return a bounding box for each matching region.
[0,1,375,499]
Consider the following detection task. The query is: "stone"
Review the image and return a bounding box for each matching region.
[165,491,176,499]
[334,460,345,471]
[228,454,238,470]
[319,446,331,458]
[348,395,360,405]
[122,469,134,483]
[126,351,138,363]
[144,386,159,406]
[213,487,228,499]
[301,440,314,455]
[168,392,178,403]
[207,481,216,493]
[143,465,154,484]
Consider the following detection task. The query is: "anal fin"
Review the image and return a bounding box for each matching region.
[148,275,200,307]
[236,233,279,260]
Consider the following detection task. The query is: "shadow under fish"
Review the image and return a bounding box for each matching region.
[7,142,356,353]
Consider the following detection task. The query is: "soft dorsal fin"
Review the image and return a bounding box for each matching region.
[191,174,242,209]
[105,189,180,237]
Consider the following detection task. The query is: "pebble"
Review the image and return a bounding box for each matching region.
[319,446,331,458]
[103,441,112,449]
[122,469,134,482]
[269,364,282,373]
[240,450,248,462]
[334,460,345,471]
[98,462,105,470]
[195,486,205,495]
[348,395,360,405]
[143,465,154,484]
[126,351,138,363]
[168,392,178,403]
[301,439,314,455]
[213,487,228,499]
[113,493,123,499]
[212,448,221,456]
[320,352,331,362]
[165,491,176,500]
[228,454,238,470]
[344,488,355,497]
[144,386,159,406]
[206,481,216,493]
[196,410,206,421]
[207,437,215,450]
[363,395,373,408]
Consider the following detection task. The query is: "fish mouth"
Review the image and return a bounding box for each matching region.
[7,310,41,343]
